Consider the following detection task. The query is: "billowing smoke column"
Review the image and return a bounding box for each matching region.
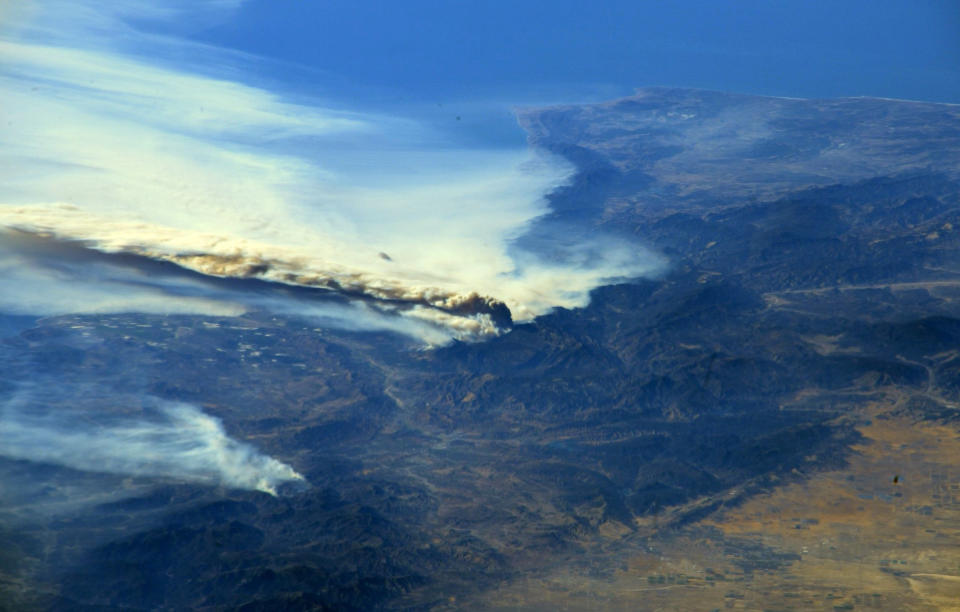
[0,1,664,343]
[0,393,305,496]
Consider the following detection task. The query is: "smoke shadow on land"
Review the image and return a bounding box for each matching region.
[0,230,485,345]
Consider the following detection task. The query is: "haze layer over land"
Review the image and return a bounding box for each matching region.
[4,1,960,610]
[5,87,960,610]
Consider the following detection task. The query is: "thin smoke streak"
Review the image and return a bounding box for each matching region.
[0,392,305,495]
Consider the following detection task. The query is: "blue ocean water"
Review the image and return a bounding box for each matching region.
[141,0,960,147]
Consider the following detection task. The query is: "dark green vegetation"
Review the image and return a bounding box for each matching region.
[4,89,960,609]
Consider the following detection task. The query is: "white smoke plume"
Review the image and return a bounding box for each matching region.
[0,392,304,496]
[0,0,663,341]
